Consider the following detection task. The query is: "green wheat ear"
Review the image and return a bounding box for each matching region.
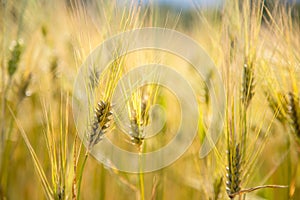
[8,39,23,77]
[226,143,242,200]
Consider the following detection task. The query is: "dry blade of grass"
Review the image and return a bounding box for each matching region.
[41,92,73,200]
[229,184,288,199]
[9,88,75,200]
[8,105,54,199]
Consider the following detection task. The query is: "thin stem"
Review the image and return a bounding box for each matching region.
[286,130,292,198]
[0,117,14,195]
[72,136,78,200]
[229,185,288,199]
[77,150,89,199]
[242,106,247,161]
[138,147,145,200]
[0,0,9,151]
[100,164,106,200]
[289,151,300,198]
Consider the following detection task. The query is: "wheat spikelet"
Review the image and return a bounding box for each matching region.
[89,100,113,149]
[226,144,242,199]
[241,61,255,108]
[129,96,149,151]
[8,39,23,77]
[129,115,144,148]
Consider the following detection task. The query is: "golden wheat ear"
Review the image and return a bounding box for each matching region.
[89,100,113,149]
[287,92,300,143]
[265,91,288,123]
[241,61,255,108]
[129,110,145,150]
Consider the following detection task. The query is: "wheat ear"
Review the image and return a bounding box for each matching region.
[226,144,242,199]
[288,92,300,142]
[89,100,113,149]
[241,62,255,108]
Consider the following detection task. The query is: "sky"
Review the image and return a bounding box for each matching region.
[117,0,300,10]
[142,0,300,8]
[158,0,223,7]
[138,0,223,9]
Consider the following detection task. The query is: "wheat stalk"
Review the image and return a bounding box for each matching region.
[129,96,148,200]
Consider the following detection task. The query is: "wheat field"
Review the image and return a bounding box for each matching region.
[0,0,300,199]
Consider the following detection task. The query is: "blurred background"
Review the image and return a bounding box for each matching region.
[1,0,300,199]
